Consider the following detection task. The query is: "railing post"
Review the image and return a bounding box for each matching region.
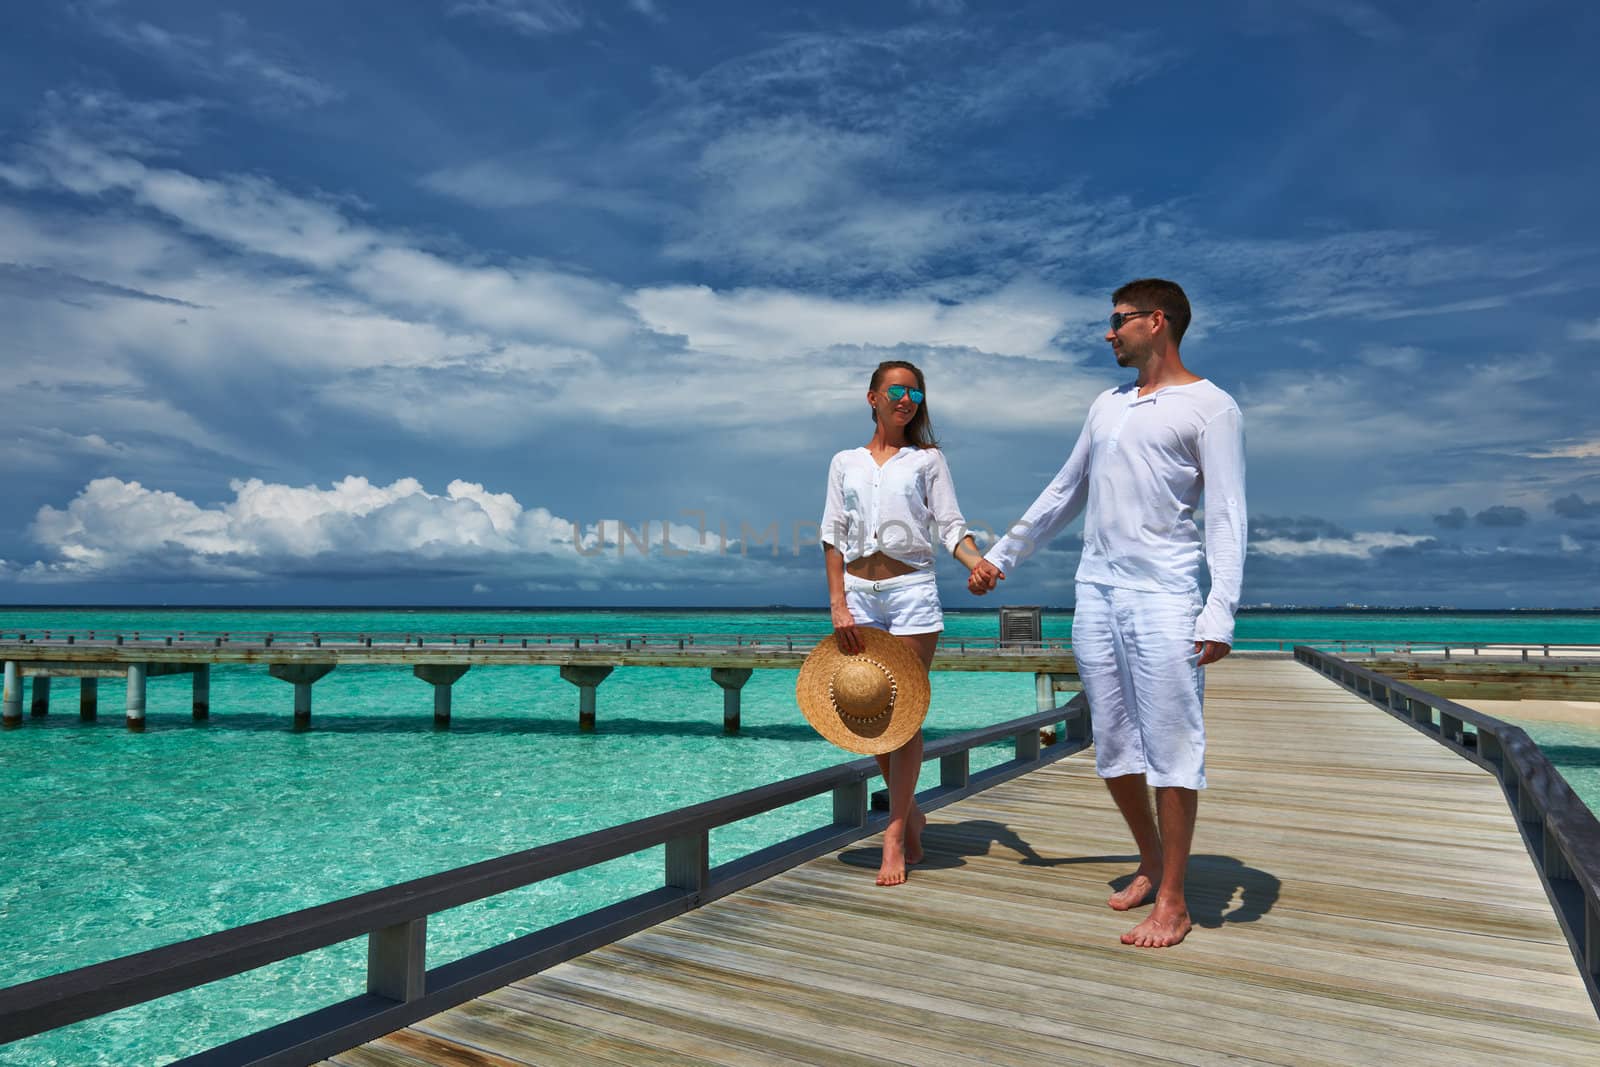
[1587,900,1599,985]
[1440,712,1463,745]
[665,832,709,896]
[1479,730,1504,770]
[367,918,426,1003]
[1543,827,1573,882]
[1064,702,1091,744]
[1015,726,1041,762]
[832,779,868,827]
[940,751,969,790]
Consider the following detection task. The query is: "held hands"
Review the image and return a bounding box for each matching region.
[1195,640,1231,665]
[968,559,1005,596]
[831,604,864,655]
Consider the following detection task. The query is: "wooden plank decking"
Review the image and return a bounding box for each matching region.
[326,658,1600,1066]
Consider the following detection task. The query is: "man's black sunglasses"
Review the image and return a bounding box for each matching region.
[1109,309,1158,331]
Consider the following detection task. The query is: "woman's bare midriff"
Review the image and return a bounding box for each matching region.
[846,552,918,581]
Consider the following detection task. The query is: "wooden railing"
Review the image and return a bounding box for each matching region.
[0,695,1090,1066]
[1295,646,1600,1013]
[7,628,1593,655]
[0,628,1074,654]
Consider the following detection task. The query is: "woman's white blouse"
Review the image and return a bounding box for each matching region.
[820,447,970,570]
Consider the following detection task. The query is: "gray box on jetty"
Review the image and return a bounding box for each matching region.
[999,606,1043,647]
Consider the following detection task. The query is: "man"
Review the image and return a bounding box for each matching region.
[969,278,1245,948]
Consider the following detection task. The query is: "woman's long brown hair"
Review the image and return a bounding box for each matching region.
[869,359,939,450]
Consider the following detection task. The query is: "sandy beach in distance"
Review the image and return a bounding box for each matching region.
[1468,699,1600,730]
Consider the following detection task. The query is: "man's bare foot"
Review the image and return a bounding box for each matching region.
[1120,903,1192,948]
[906,808,926,866]
[877,822,909,886]
[1108,868,1161,911]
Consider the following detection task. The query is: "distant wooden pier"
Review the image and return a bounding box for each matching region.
[0,629,1082,731]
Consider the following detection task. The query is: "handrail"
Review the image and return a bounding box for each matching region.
[5,629,1596,655]
[0,629,1072,654]
[0,695,1090,1065]
[1295,646,1600,1014]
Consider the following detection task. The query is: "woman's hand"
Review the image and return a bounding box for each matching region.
[831,604,864,655]
[968,559,1005,596]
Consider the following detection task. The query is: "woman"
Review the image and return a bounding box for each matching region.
[820,359,985,886]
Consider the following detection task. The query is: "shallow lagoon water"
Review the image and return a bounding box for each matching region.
[1,608,1596,1064]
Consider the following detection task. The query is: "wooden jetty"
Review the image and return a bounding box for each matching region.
[0,629,1081,731]
[314,655,1600,1066]
[4,653,1597,1065]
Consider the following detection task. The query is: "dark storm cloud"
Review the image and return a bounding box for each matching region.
[1475,505,1528,528]
[1433,507,1469,529]
[1553,493,1600,520]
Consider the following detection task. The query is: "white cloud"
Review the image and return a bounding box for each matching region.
[1,134,639,351]
[418,161,571,208]
[16,475,727,583]
[1524,438,1600,460]
[1569,318,1600,342]
[1250,531,1433,559]
[911,0,966,13]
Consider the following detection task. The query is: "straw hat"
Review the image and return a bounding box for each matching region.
[796,627,930,754]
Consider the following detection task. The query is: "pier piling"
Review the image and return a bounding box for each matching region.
[2,662,19,727]
[267,664,336,729]
[414,664,470,727]
[126,664,147,732]
[710,668,754,733]
[80,677,98,721]
[559,665,614,731]
[192,665,209,721]
[30,676,50,717]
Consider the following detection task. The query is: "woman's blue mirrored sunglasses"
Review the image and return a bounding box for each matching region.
[883,384,924,404]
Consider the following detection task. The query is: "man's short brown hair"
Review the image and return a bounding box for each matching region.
[1113,278,1191,344]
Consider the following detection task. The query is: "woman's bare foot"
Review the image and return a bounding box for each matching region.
[1108,868,1161,911]
[877,822,909,886]
[1121,901,1192,947]
[906,808,926,866]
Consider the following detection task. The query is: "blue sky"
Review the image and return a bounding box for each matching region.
[1,0,1597,608]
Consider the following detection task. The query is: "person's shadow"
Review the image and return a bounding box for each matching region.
[842,819,1279,928]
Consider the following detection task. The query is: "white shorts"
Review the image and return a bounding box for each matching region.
[1071,581,1206,790]
[845,570,944,636]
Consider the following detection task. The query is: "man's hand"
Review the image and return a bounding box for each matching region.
[832,604,863,655]
[968,559,1005,596]
[1195,640,1231,666]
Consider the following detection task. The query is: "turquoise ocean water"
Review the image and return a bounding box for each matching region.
[2,607,1597,1065]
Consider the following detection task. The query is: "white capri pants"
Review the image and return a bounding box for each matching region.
[845,570,944,636]
[1071,581,1206,790]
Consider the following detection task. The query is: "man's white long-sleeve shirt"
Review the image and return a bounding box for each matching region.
[985,379,1247,645]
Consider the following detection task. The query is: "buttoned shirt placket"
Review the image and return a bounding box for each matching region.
[866,448,900,558]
